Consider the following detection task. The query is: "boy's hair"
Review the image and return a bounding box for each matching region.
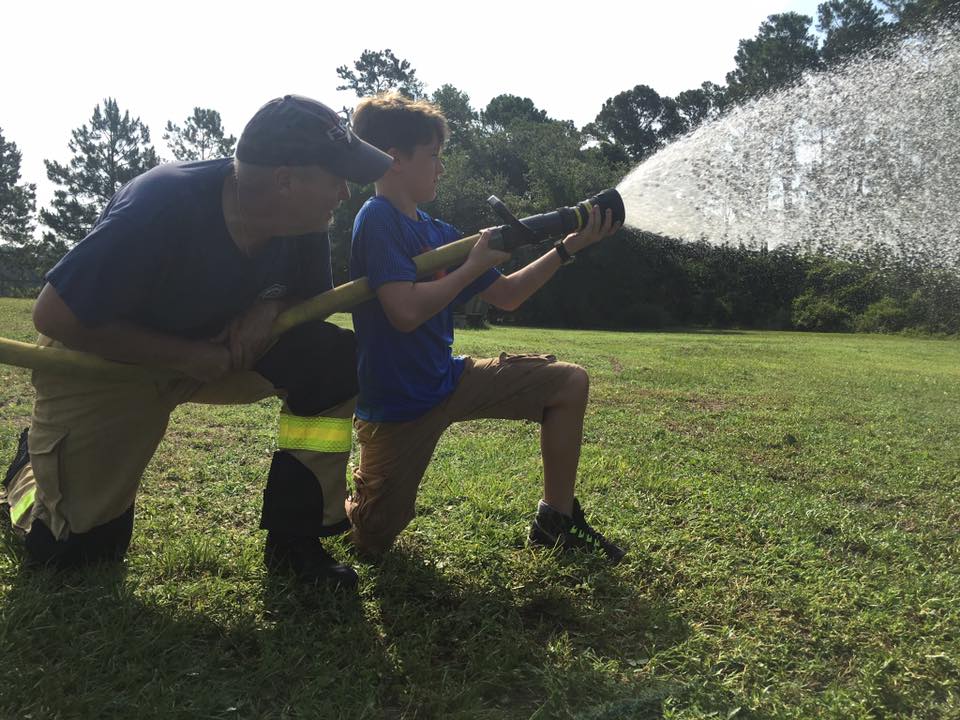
[352,92,449,157]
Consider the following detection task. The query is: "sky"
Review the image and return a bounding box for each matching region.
[4,0,825,207]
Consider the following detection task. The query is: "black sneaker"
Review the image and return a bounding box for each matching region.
[264,532,359,590]
[529,498,626,564]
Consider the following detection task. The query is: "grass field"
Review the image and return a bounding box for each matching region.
[1,295,959,719]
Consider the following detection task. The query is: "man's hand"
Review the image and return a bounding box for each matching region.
[217,300,285,371]
[561,204,621,255]
[464,228,511,273]
[178,342,232,382]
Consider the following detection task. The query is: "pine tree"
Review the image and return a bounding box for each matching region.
[0,127,37,246]
[725,13,822,104]
[40,98,160,245]
[163,107,236,161]
[336,49,425,99]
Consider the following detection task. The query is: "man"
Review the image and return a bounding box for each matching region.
[1,95,392,589]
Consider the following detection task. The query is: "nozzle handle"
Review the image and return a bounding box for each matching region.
[487,195,535,252]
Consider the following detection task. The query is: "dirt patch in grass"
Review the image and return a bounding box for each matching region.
[682,394,734,413]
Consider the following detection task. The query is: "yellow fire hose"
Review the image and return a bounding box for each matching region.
[0,232,482,383]
[0,187,627,383]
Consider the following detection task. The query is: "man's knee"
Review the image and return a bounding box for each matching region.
[256,321,358,415]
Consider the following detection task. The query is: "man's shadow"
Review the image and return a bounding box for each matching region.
[0,535,385,719]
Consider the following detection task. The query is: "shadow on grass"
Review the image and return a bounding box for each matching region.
[0,548,388,719]
[1,533,698,719]
[363,547,688,719]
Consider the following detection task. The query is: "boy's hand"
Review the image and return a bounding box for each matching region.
[465,229,511,272]
[561,204,621,255]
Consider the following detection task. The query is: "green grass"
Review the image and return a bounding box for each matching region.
[2,295,960,719]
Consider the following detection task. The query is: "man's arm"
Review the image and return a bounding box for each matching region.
[33,283,231,382]
[481,205,618,311]
[376,229,509,333]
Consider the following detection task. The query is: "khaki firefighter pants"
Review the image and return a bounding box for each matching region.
[4,324,356,548]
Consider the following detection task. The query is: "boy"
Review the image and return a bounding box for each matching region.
[346,93,624,562]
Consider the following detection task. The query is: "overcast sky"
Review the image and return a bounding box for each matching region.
[5,0,824,206]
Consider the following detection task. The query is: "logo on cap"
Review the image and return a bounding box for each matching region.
[327,121,352,145]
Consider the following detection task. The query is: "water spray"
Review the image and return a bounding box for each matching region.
[616,24,960,265]
[0,189,625,381]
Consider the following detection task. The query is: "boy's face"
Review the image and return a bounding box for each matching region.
[398,138,444,204]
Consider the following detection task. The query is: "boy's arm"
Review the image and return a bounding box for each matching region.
[376,229,508,333]
[481,205,619,312]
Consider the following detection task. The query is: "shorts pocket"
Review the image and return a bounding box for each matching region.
[26,420,70,538]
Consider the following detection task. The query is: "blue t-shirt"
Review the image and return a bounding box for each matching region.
[350,196,500,422]
[46,158,333,340]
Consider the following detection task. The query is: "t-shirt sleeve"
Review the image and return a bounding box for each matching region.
[45,200,165,327]
[354,203,418,291]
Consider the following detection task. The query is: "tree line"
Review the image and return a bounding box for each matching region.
[2,0,958,333]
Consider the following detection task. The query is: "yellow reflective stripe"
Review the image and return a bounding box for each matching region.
[278,414,351,453]
[11,486,36,525]
[575,202,589,231]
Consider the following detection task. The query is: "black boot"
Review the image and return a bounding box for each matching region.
[264,531,359,590]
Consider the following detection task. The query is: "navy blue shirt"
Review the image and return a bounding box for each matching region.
[350,196,500,422]
[47,159,332,340]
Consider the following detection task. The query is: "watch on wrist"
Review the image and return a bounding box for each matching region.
[554,240,574,265]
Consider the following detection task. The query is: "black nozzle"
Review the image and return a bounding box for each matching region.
[592,188,626,227]
[488,188,625,251]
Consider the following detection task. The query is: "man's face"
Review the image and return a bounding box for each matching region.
[400,139,444,204]
[284,165,351,233]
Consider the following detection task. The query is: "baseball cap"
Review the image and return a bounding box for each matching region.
[236,95,393,184]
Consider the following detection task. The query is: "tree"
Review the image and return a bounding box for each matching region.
[674,82,727,130]
[817,0,888,64]
[585,84,673,161]
[726,13,821,103]
[481,94,548,130]
[0,127,37,246]
[431,84,478,149]
[40,98,160,245]
[879,0,960,27]
[336,49,425,99]
[163,107,236,161]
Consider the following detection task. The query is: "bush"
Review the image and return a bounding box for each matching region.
[791,294,852,331]
[854,297,910,333]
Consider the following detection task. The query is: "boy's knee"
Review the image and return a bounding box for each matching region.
[346,507,408,557]
[346,488,415,557]
[550,363,589,406]
[569,364,589,395]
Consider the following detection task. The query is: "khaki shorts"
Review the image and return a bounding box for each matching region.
[347,353,585,553]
